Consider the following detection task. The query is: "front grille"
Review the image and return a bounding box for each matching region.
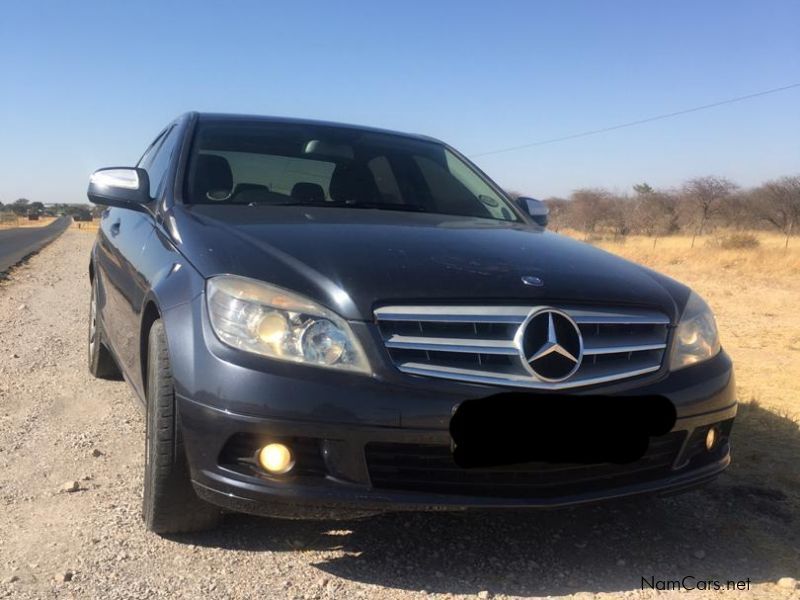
[366,432,686,498]
[375,305,670,390]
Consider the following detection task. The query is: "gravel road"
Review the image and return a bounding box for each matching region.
[0,231,798,600]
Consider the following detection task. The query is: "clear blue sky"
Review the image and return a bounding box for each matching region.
[1,0,798,204]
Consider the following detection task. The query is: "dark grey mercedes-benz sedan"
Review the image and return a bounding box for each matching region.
[87,112,735,533]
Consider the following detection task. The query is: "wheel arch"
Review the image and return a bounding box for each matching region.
[140,297,163,395]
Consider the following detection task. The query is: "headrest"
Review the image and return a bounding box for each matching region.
[233,183,269,197]
[291,182,326,203]
[192,154,233,202]
[329,163,379,204]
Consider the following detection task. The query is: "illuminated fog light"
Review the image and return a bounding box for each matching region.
[257,443,294,474]
[705,426,720,451]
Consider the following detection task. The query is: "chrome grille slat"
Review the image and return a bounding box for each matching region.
[375,304,671,390]
[374,306,530,323]
[383,335,519,355]
[583,342,666,356]
[396,361,662,390]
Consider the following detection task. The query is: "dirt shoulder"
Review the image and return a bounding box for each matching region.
[0,231,797,600]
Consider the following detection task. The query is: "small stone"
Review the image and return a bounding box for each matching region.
[18,304,26,311]
[616,559,626,567]
[91,448,103,457]
[777,577,798,589]
[317,577,329,587]
[3,575,19,584]
[478,591,491,599]
[55,570,73,582]
[574,541,587,549]
[61,481,80,493]
[574,593,595,600]
[693,549,706,559]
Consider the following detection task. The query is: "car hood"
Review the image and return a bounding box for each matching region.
[172,204,686,322]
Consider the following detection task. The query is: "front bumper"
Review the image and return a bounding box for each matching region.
[171,296,736,517]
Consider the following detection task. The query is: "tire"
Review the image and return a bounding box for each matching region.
[143,319,220,534]
[88,277,122,379]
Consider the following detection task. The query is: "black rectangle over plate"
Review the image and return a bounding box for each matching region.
[450,393,676,468]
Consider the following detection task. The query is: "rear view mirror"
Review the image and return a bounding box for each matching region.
[87,167,151,210]
[303,140,355,160]
[516,196,549,227]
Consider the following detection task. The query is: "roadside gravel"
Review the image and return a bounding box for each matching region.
[0,231,797,599]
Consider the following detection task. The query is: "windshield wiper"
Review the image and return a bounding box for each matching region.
[340,202,428,213]
[248,200,428,212]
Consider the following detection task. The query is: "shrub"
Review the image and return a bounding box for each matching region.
[707,233,760,249]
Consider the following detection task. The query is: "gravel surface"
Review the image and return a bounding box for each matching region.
[0,231,798,599]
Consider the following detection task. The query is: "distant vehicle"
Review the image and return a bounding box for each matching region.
[72,210,93,222]
[27,212,40,221]
[86,112,736,534]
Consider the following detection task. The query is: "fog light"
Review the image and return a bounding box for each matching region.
[257,443,294,474]
[705,426,719,451]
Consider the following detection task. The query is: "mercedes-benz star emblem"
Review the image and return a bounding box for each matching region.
[521,275,544,287]
[517,309,583,382]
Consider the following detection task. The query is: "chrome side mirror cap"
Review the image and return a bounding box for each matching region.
[87,167,151,210]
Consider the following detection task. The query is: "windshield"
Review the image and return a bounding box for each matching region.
[184,120,519,222]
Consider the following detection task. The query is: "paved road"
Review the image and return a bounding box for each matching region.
[0,216,71,273]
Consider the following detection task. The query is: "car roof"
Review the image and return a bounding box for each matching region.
[191,112,443,145]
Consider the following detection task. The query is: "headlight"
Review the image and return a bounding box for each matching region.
[669,291,721,370]
[206,275,370,374]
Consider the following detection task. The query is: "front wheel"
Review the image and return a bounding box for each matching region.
[142,319,220,534]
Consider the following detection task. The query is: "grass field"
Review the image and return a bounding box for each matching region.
[572,230,800,533]
[70,219,99,232]
[568,230,800,422]
[0,215,58,229]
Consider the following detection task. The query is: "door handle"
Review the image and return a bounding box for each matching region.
[110,220,121,236]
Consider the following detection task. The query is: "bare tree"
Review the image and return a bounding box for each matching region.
[630,190,679,247]
[719,191,759,230]
[682,176,737,247]
[756,176,800,248]
[568,188,611,237]
[543,197,568,231]
[601,195,632,238]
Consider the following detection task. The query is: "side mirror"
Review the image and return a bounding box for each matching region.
[516,196,549,227]
[87,167,151,210]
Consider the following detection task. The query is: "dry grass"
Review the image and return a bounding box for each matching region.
[71,220,99,232]
[0,215,58,229]
[564,230,800,422]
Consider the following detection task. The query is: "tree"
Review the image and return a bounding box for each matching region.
[601,195,632,238]
[633,182,654,196]
[543,197,568,232]
[756,176,800,248]
[682,177,737,247]
[11,198,30,215]
[630,191,679,247]
[569,188,611,236]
